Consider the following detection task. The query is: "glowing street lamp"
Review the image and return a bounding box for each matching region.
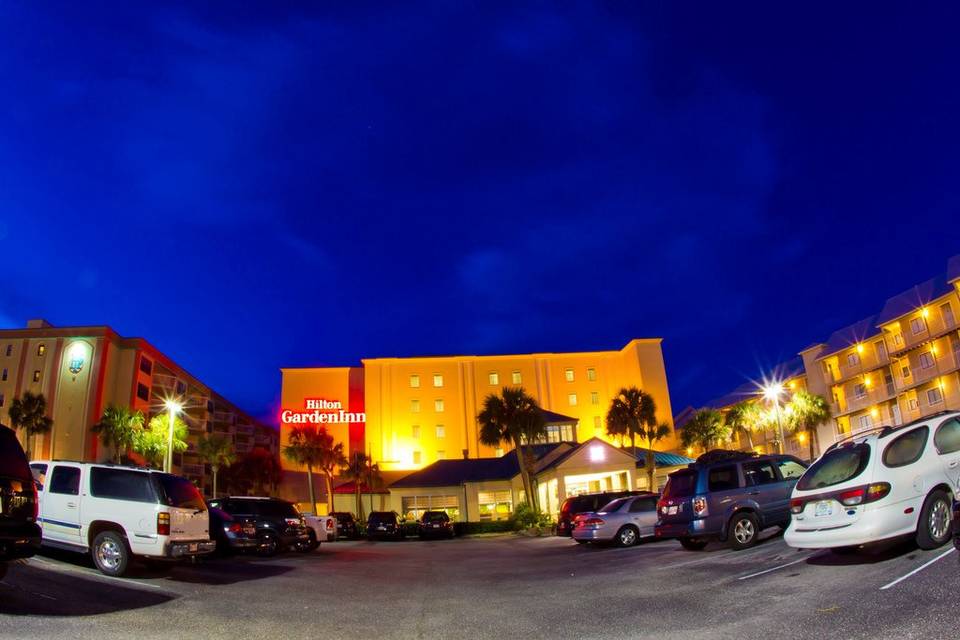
[163,398,183,473]
[762,382,786,454]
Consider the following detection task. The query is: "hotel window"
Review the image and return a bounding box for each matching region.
[919,352,935,369]
[436,450,446,460]
[910,317,926,335]
[32,370,41,382]
[511,371,522,384]
[847,352,859,367]
[136,383,150,402]
[568,393,577,406]
[411,425,420,438]
[893,333,903,346]
[402,495,460,521]
[564,368,574,382]
[941,303,956,328]
[858,415,872,430]
[433,374,444,388]
[176,381,187,395]
[37,344,46,356]
[412,451,422,465]
[436,425,445,438]
[477,491,513,521]
[590,391,599,405]
[139,357,153,375]
[587,367,596,382]
[4,345,10,357]
[488,372,499,385]
[410,374,420,388]
[544,424,574,443]
[0,393,4,407]
[410,399,420,413]
[434,399,445,413]
[928,387,944,406]
[1,368,6,381]
[875,341,887,361]
[853,383,867,399]
[495,448,504,457]
[901,366,911,379]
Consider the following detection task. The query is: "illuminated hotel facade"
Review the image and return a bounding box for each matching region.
[280,339,677,475]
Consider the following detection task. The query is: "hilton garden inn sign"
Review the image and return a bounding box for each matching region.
[280,398,366,425]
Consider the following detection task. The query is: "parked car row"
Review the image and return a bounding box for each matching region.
[567,411,960,557]
[365,510,456,540]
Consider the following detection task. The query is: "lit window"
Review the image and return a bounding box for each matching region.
[412,425,420,438]
[1,368,6,381]
[858,415,872,430]
[894,333,903,345]
[847,353,859,367]
[919,352,935,369]
[434,399,444,413]
[902,366,911,379]
[587,368,596,382]
[410,399,420,413]
[488,372,499,385]
[590,391,599,405]
[908,398,919,410]
[433,374,444,388]
[495,448,504,458]
[32,370,41,383]
[854,384,867,399]
[413,451,422,465]
[436,425,445,438]
[564,368,574,382]
[37,344,46,356]
[437,450,446,460]
[568,393,577,406]
[927,387,944,405]
[910,317,926,335]
[511,371,522,384]
[410,375,420,388]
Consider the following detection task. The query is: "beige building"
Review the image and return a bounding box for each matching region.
[0,319,277,494]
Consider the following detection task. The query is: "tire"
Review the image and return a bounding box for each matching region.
[298,532,319,553]
[575,539,590,545]
[256,533,280,557]
[679,538,708,551]
[727,512,759,550]
[615,526,639,547]
[91,531,131,577]
[916,490,952,550]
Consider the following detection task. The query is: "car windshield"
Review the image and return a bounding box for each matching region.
[153,473,206,510]
[663,470,697,498]
[598,498,628,513]
[797,443,871,491]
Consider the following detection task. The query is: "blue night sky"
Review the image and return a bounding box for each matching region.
[2,2,959,424]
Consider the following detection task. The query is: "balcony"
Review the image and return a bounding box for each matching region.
[152,373,177,389]
[894,350,960,392]
[835,352,890,383]
[236,424,255,436]
[891,313,959,355]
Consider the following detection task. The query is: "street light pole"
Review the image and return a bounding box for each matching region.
[763,383,786,455]
[163,399,182,473]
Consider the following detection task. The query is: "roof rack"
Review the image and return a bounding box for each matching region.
[693,449,760,465]
[826,410,960,452]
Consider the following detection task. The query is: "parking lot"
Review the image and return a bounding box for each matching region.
[1,531,956,640]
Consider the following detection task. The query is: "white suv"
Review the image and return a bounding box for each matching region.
[30,461,216,576]
[785,411,960,552]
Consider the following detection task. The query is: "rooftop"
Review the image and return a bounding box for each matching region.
[818,315,881,359]
[875,273,955,326]
[389,443,567,488]
[948,254,960,284]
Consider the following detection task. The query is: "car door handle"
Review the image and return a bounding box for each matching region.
[748,491,760,496]
[949,461,959,469]
[66,502,77,508]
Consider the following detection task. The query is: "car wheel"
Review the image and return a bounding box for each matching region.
[727,512,759,550]
[916,490,952,550]
[575,539,590,545]
[298,531,319,553]
[615,526,639,547]
[256,533,280,557]
[679,538,708,551]
[92,531,131,577]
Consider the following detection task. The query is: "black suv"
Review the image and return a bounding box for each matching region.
[418,511,454,539]
[331,511,360,539]
[367,511,404,540]
[0,424,41,579]
[557,491,643,536]
[208,497,311,556]
[655,450,808,550]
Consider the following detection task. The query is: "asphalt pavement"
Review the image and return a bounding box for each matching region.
[1,529,956,640]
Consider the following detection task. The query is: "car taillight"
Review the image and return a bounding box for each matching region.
[839,487,866,506]
[865,482,891,502]
[30,481,39,520]
[285,517,301,527]
[692,497,708,517]
[327,518,334,530]
[656,499,666,513]
[227,523,243,533]
[790,499,804,514]
[157,512,171,536]
[583,517,605,526]
[793,482,892,513]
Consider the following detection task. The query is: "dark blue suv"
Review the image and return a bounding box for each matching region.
[654,451,808,550]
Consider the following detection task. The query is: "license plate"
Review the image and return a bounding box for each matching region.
[243,526,255,535]
[377,526,386,530]
[433,524,440,528]
[188,543,198,552]
[667,506,678,515]
[814,500,833,517]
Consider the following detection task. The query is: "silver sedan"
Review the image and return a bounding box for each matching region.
[571,494,659,547]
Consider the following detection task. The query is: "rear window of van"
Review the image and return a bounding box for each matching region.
[797,443,870,490]
[663,470,697,497]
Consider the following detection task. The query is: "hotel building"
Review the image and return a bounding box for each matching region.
[280,339,681,513]
[0,319,278,494]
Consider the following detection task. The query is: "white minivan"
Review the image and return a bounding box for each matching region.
[784,411,960,552]
[30,461,215,576]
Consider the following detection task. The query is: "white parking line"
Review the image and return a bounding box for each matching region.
[660,538,790,570]
[737,557,809,580]
[879,547,956,591]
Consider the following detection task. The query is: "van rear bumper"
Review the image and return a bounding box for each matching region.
[0,523,42,560]
[165,539,217,557]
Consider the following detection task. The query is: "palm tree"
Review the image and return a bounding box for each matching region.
[317,433,348,514]
[135,414,189,469]
[605,387,655,459]
[680,409,730,453]
[477,387,547,513]
[197,434,236,498]
[91,405,144,463]
[724,401,765,451]
[344,451,374,521]
[641,421,673,491]
[786,390,831,461]
[282,425,326,513]
[363,458,383,515]
[8,391,53,459]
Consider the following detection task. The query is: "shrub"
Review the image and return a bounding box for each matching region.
[511,502,553,531]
